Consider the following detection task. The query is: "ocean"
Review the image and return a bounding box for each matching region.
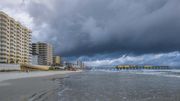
[57,69,180,101]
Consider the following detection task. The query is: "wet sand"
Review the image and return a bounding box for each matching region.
[0,71,79,101]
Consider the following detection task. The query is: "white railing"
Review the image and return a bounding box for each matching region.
[0,64,20,70]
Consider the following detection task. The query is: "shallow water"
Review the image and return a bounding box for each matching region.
[58,70,180,101]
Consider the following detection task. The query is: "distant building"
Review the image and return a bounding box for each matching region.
[0,11,32,64]
[53,56,61,65]
[32,42,53,65]
[77,60,85,69]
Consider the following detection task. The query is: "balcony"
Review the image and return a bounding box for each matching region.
[1,29,8,33]
[0,41,6,45]
[0,56,7,61]
[0,21,8,26]
[1,17,9,23]
[0,36,8,41]
[0,33,8,37]
[1,52,8,56]
[1,25,8,30]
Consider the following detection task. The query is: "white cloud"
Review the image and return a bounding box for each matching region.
[0,0,33,27]
[85,51,180,67]
[0,0,22,6]
[0,0,40,42]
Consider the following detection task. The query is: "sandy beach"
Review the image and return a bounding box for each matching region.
[0,71,81,101]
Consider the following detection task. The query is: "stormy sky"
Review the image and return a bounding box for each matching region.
[1,0,180,66]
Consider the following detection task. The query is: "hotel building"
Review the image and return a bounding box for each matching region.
[53,56,61,65]
[32,42,53,65]
[0,11,32,64]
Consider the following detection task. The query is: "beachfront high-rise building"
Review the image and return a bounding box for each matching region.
[32,42,53,65]
[53,56,61,65]
[0,11,32,64]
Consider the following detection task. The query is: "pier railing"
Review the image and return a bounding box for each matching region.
[115,65,169,70]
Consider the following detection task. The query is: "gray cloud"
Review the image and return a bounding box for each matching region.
[25,0,180,57]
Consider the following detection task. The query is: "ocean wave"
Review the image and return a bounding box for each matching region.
[90,69,180,78]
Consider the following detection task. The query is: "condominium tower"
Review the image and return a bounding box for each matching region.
[0,11,31,64]
[32,42,53,65]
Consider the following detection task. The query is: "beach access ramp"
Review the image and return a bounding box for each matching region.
[20,64,50,71]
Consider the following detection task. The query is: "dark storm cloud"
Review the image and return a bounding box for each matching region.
[26,0,180,56]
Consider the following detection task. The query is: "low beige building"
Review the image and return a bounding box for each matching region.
[0,11,32,64]
[53,56,61,65]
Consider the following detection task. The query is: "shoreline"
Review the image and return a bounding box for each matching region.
[0,71,82,101]
[0,70,82,82]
